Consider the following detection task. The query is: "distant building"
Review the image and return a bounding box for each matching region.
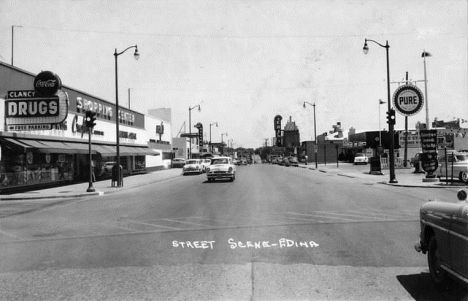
[283,116,300,149]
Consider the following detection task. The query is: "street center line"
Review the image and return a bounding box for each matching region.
[129,220,183,230]
[285,212,355,221]
[347,210,416,219]
[161,218,212,228]
[310,210,393,220]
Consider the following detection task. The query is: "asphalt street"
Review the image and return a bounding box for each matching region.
[0,163,467,300]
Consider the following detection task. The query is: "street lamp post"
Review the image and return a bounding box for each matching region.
[303,102,318,168]
[210,122,218,153]
[422,50,432,129]
[11,25,22,66]
[114,44,140,188]
[363,38,397,183]
[221,133,228,154]
[188,105,201,159]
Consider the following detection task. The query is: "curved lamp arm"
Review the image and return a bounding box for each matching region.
[115,45,139,59]
[363,39,389,54]
[190,105,201,112]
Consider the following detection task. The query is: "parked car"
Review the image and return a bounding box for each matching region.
[437,151,468,183]
[288,156,299,167]
[102,161,116,173]
[206,156,236,182]
[410,152,422,167]
[415,189,468,288]
[182,159,203,175]
[172,158,186,168]
[232,158,239,165]
[409,152,423,172]
[282,157,290,166]
[200,159,211,172]
[354,153,369,165]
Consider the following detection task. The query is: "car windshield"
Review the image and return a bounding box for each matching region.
[446,154,468,162]
[186,160,198,164]
[211,158,229,164]
[355,153,365,157]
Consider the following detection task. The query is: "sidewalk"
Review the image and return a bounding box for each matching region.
[0,168,183,201]
[297,163,462,189]
[0,163,462,201]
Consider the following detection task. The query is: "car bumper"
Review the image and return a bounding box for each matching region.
[183,169,201,174]
[207,172,234,179]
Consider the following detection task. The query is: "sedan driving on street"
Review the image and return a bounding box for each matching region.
[415,189,468,288]
[206,156,236,182]
[183,159,203,175]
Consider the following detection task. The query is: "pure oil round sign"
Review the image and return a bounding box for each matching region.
[392,84,424,116]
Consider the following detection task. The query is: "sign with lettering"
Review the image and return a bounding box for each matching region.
[392,84,424,116]
[6,89,69,127]
[420,130,438,153]
[420,152,438,173]
[194,122,203,148]
[420,130,439,175]
[34,71,62,97]
[274,115,282,147]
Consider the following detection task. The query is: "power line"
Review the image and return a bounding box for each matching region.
[19,25,462,40]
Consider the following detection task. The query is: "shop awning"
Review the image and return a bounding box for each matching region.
[1,138,159,157]
[2,138,94,154]
[93,145,159,157]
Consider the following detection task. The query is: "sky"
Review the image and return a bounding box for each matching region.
[0,0,466,149]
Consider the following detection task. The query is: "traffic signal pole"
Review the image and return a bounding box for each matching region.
[85,110,97,192]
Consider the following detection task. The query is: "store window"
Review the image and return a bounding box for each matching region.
[0,151,73,188]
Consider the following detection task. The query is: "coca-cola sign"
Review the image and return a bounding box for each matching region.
[34,71,62,97]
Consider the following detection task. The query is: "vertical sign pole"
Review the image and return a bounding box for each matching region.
[87,128,95,192]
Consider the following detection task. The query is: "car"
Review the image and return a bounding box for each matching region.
[100,161,116,176]
[236,158,247,165]
[200,159,211,172]
[288,156,299,167]
[206,156,236,182]
[410,152,424,172]
[354,153,369,165]
[414,189,468,288]
[232,158,239,165]
[182,159,203,175]
[172,158,186,168]
[437,151,468,183]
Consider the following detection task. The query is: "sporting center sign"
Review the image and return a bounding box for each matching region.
[392,84,424,116]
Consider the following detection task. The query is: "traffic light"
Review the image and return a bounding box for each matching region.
[386,109,396,125]
[85,110,97,128]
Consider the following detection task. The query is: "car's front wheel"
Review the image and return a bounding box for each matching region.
[427,236,450,287]
[460,171,468,183]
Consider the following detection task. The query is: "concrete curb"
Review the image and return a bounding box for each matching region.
[0,174,182,201]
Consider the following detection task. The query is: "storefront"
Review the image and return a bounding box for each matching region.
[0,62,172,192]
